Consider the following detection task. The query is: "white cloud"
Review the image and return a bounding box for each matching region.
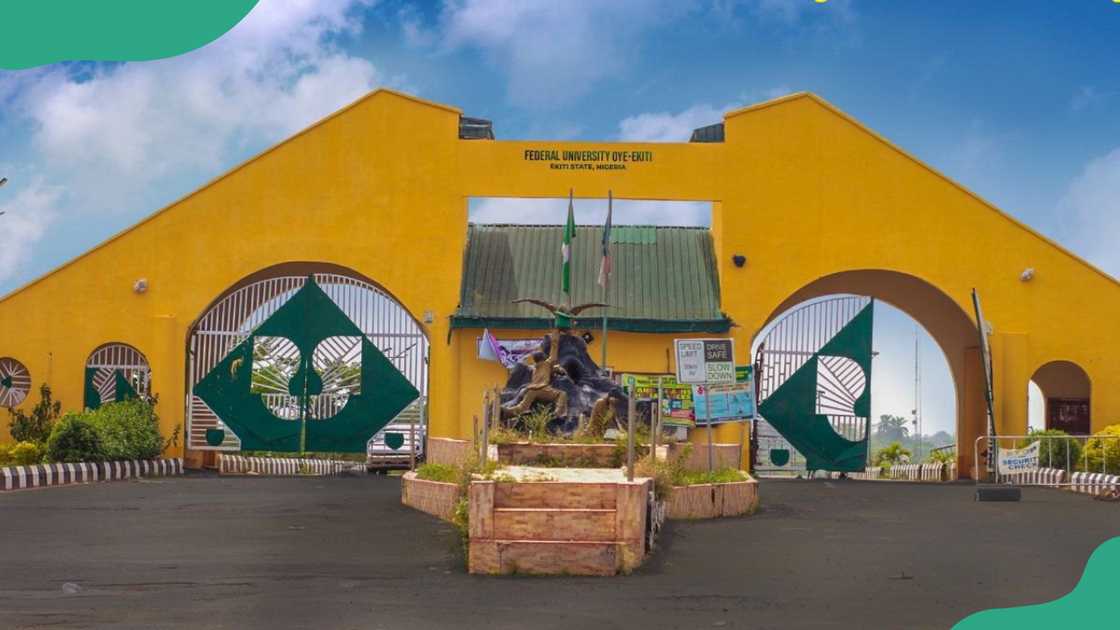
[0,180,60,283]
[435,0,689,108]
[1070,85,1106,112]
[617,103,737,143]
[0,0,384,287]
[1058,146,1120,277]
[470,197,710,226]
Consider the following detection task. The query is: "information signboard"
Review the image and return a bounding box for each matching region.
[620,374,695,427]
[675,338,735,385]
[693,365,755,425]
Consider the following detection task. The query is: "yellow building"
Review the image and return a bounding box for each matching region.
[0,89,1115,478]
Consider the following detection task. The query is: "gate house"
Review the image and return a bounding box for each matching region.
[2,89,1119,478]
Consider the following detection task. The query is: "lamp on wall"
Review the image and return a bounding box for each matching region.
[1019,268,1035,282]
[732,254,747,268]
[133,278,148,294]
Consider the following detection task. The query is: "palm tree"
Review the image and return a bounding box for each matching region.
[875,414,911,443]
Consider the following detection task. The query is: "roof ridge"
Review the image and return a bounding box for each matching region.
[468,223,709,229]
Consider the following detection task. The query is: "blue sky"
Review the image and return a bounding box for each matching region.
[1,0,1118,435]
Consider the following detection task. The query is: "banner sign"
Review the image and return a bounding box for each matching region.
[693,365,755,425]
[674,338,735,385]
[997,441,1040,475]
[478,335,542,370]
[620,374,695,428]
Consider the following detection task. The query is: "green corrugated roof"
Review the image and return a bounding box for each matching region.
[452,224,730,333]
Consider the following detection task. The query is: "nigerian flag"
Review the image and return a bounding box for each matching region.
[561,191,576,297]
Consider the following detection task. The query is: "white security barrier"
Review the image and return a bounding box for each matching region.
[920,463,945,482]
[1069,472,1120,496]
[1005,467,1067,487]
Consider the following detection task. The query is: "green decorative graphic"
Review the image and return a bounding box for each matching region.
[758,303,873,472]
[384,433,405,450]
[83,367,139,410]
[770,449,790,467]
[954,537,1120,628]
[0,1,259,70]
[205,428,226,447]
[194,278,419,453]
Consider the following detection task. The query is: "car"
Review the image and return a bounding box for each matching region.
[366,400,426,471]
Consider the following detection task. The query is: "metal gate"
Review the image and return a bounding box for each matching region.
[754,296,873,477]
[84,343,151,409]
[187,272,428,453]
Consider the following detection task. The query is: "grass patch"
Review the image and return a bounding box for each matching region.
[415,462,460,483]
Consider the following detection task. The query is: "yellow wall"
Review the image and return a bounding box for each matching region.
[3,89,1119,478]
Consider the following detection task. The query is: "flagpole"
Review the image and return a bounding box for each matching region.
[601,190,611,369]
[567,188,574,311]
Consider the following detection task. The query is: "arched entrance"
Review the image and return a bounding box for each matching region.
[1030,360,1091,435]
[753,270,981,479]
[185,262,429,458]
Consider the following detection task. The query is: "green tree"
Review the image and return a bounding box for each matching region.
[875,415,911,444]
[8,383,62,443]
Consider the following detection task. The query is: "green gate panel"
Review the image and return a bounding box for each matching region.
[758,302,873,473]
[194,277,420,453]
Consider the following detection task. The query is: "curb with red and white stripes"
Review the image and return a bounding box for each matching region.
[218,454,364,476]
[1,458,183,491]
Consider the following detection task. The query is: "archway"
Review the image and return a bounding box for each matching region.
[752,270,982,479]
[1029,361,1091,435]
[184,262,429,464]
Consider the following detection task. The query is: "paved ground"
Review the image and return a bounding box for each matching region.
[1,474,1117,630]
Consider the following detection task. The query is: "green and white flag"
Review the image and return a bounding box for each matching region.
[562,190,576,297]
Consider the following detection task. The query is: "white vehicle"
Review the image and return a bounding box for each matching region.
[366,399,426,471]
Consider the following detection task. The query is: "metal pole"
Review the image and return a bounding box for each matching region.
[601,190,611,369]
[653,376,662,462]
[481,393,491,465]
[409,400,417,471]
[705,384,714,473]
[627,393,636,481]
[473,414,480,460]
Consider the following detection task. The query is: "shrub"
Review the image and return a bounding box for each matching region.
[1026,429,1082,470]
[8,384,62,443]
[416,462,460,484]
[1084,424,1120,475]
[47,414,105,463]
[89,398,163,461]
[0,443,11,466]
[11,440,45,465]
[873,442,911,470]
[926,449,955,465]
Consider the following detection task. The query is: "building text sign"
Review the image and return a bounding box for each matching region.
[523,148,655,172]
[674,338,735,385]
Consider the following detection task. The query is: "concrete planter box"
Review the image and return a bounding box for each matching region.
[401,471,461,522]
[666,442,742,472]
[1,458,184,492]
[666,476,759,519]
[468,476,652,576]
[427,437,473,466]
[495,442,637,467]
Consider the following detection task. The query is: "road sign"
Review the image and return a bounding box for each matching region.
[674,338,735,385]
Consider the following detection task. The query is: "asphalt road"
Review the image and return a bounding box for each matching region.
[1,474,1116,629]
